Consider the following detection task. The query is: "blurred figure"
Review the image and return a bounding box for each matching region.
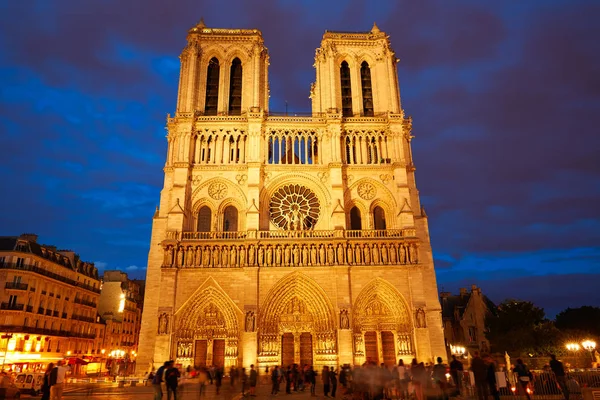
[214,366,223,395]
[330,367,338,398]
[41,363,54,400]
[197,367,208,397]
[432,357,448,400]
[249,364,257,396]
[550,355,569,400]
[164,362,180,400]
[322,366,330,397]
[271,366,280,395]
[513,359,532,400]
[50,360,69,400]
[449,355,464,393]
[485,355,500,400]
[471,351,489,400]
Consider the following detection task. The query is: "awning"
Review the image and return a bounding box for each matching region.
[67,357,89,365]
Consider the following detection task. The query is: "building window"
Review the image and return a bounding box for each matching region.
[349,207,362,230]
[197,206,212,232]
[204,57,220,115]
[16,258,24,268]
[223,206,238,232]
[360,61,374,116]
[340,61,352,117]
[228,58,242,115]
[468,326,477,343]
[373,206,386,230]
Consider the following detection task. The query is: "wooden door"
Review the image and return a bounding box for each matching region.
[212,339,225,367]
[281,333,294,368]
[381,331,396,366]
[364,331,378,364]
[300,333,312,367]
[194,340,207,367]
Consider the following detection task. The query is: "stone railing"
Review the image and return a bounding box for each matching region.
[161,229,419,269]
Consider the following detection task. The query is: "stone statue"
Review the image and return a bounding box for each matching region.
[327,245,334,265]
[416,308,426,328]
[372,244,380,264]
[158,313,169,334]
[202,246,211,266]
[258,246,264,265]
[363,245,371,264]
[292,245,300,265]
[310,245,317,265]
[288,208,305,231]
[354,244,362,264]
[245,311,255,332]
[337,244,344,264]
[390,244,397,263]
[177,247,184,267]
[409,244,418,264]
[319,244,325,265]
[164,246,173,267]
[239,246,246,266]
[301,245,308,265]
[284,245,291,266]
[187,247,194,266]
[346,245,353,264]
[400,245,407,264]
[230,245,237,266]
[266,246,273,266]
[340,310,350,330]
[222,246,229,267]
[249,245,255,265]
[381,244,388,264]
[276,246,282,266]
[194,246,202,266]
[212,246,220,267]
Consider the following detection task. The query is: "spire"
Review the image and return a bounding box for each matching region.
[371,22,380,34]
[197,17,206,29]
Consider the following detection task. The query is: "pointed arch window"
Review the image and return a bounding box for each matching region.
[223,206,238,232]
[373,206,386,230]
[361,61,374,116]
[197,206,212,232]
[204,57,220,115]
[228,58,242,115]
[340,61,353,117]
[349,206,362,230]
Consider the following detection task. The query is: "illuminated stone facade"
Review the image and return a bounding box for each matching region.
[137,21,446,372]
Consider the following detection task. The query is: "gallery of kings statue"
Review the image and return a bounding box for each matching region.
[137,21,447,373]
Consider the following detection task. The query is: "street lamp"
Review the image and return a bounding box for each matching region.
[566,343,581,352]
[1,334,14,370]
[100,349,106,376]
[582,340,596,364]
[450,344,466,358]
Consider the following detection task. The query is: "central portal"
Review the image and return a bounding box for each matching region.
[194,339,226,367]
[282,333,294,367]
[300,333,312,366]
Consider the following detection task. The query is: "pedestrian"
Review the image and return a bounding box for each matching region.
[215,366,223,395]
[471,352,490,400]
[41,363,54,400]
[322,366,331,397]
[449,355,464,394]
[306,365,317,397]
[152,361,169,400]
[513,358,532,400]
[240,367,248,397]
[330,367,338,397]
[197,366,208,397]
[485,355,500,400]
[49,360,69,400]
[550,355,569,400]
[230,366,236,387]
[432,357,449,400]
[164,362,180,400]
[271,366,280,394]
[285,366,292,394]
[249,364,257,396]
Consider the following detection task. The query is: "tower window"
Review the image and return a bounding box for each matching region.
[197,206,212,232]
[223,206,239,232]
[204,58,220,115]
[228,58,242,115]
[361,61,373,116]
[373,206,386,230]
[340,61,353,117]
[349,206,362,230]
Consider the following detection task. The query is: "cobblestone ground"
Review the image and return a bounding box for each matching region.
[24,379,342,400]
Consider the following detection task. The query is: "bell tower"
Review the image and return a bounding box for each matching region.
[176,19,269,115]
[311,23,401,116]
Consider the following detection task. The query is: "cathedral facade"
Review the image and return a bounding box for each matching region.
[137,21,446,372]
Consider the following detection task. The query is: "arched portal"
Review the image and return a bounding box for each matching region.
[175,285,241,368]
[223,205,238,232]
[352,279,413,366]
[350,206,362,230]
[197,206,212,232]
[258,272,337,369]
[373,206,386,230]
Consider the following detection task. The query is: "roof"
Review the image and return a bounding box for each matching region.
[440,291,498,321]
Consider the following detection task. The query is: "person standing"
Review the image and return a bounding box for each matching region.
[513,359,532,400]
[449,355,464,393]
[152,361,170,400]
[485,355,500,400]
[470,352,490,400]
[550,355,569,400]
[322,366,330,397]
[249,364,257,396]
[214,366,223,395]
[49,360,69,400]
[41,363,54,400]
[164,362,180,400]
[432,357,449,400]
[271,366,280,395]
[330,367,338,398]
[306,365,317,397]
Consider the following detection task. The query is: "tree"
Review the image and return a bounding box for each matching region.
[486,299,548,354]
[555,306,600,337]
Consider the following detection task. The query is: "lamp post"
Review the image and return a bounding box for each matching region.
[582,340,596,366]
[100,349,106,376]
[450,344,466,358]
[566,343,581,368]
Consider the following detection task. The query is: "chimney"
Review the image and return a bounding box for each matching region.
[459,288,468,297]
[471,284,481,295]
[19,233,38,243]
[440,292,451,299]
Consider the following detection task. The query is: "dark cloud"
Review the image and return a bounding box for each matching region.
[1,1,599,309]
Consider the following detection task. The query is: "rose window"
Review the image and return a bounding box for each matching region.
[270,184,320,230]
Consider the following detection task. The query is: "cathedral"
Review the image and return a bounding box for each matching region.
[137,20,446,372]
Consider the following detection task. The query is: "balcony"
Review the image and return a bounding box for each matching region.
[74,298,97,308]
[177,228,416,241]
[29,287,36,292]
[0,302,24,311]
[45,309,52,316]
[71,314,95,323]
[26,305,33,312]
[62,312,67,319]
[0,262,101,294]
[0,325,96,339]
[53,311,59,317]
[38,307,44,314]
[5,282,28,291]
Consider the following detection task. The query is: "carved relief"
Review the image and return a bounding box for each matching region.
[357,182,377,200]
[270,184,320,231]
[415,308,426,328]
[158,313,170,335]
[208,182,228,200]
[340,309,350,330]
[245,311,256,332]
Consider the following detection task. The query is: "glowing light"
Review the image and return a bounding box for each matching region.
[24,342,32,352]
[7,339,16,351]
[118,294,125,313]
[66,351,71,356]
[35,342,41,352]
[582,340,596,352]
[566,343,581,351]
[101,349,105,354]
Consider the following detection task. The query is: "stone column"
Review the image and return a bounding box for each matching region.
[294,334,301,365]
[376,331,383,365]
[206,338,214,366]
